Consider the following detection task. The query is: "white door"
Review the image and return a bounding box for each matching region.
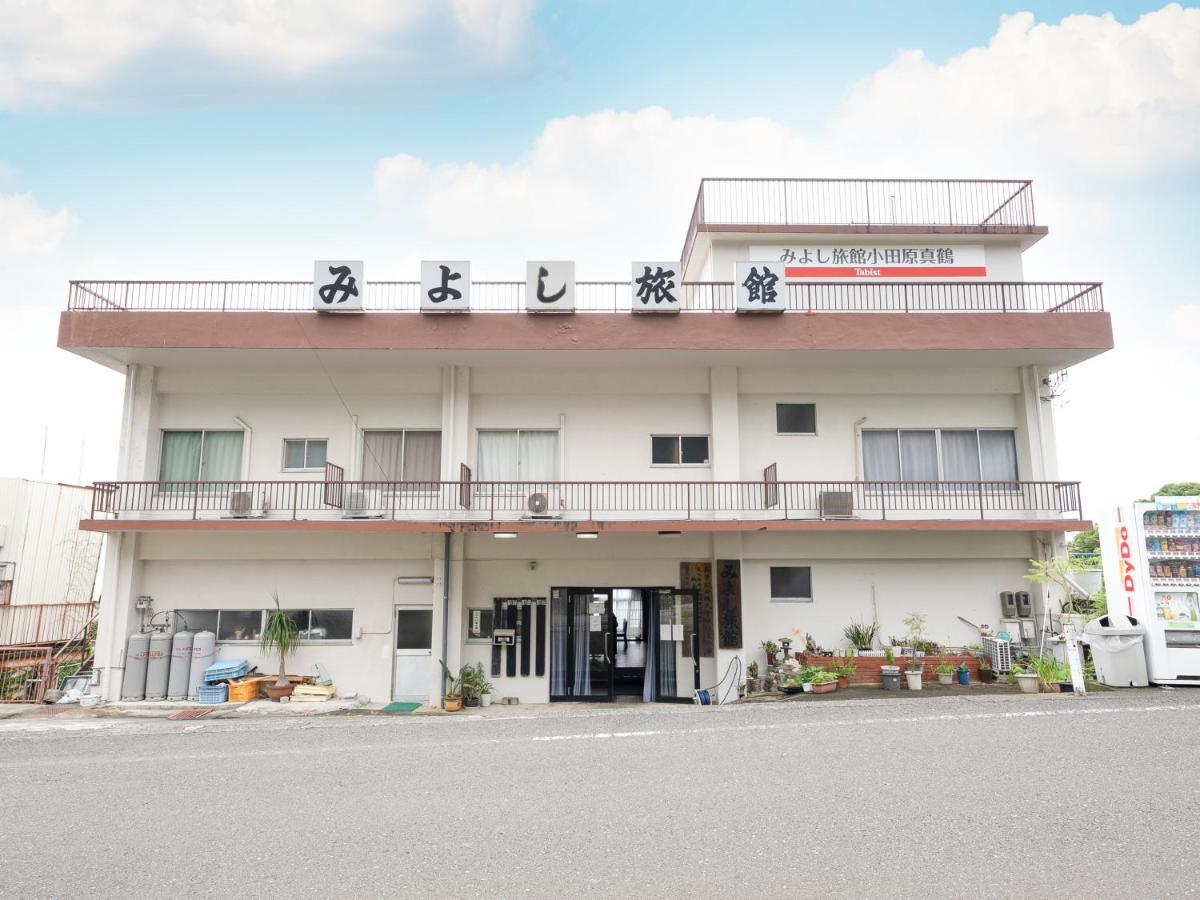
[392,606,434,703]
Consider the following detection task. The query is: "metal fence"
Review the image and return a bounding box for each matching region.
[0,602,99,645]
[91,479,1083,522]
[66,280,1101,313]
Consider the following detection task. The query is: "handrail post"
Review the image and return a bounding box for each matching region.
[292,482,298,520]
[191,485,199,520]
[687,483,692,520]
[588,483,593,521]
[978,481,985,520]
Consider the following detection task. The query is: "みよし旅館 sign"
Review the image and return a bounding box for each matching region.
[750,244,987,279]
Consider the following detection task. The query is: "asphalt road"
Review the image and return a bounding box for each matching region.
[3,689,1199,899]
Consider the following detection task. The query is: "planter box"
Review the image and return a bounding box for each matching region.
[798,653,984,686]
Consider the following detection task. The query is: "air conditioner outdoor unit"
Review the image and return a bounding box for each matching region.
[819,491,854,519]
[228,490,254,517]
[342,490,380,519]
[525,492,560,519]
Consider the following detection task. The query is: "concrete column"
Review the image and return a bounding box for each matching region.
[710,531,745,701]
[440,365,471,479]
[430,532,466,705]
[98,364,158,700]
[1016,365,1058,481]
[708,367,741,483]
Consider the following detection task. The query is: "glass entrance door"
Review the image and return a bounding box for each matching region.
[550,589,615,701]
[653,589,702,702]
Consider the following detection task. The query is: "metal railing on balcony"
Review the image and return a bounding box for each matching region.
[90,479,1083,523]
[0,602,99,646]
[682,178,1039,274]
[66,280,1102,313]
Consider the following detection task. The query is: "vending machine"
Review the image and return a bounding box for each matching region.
[1101,496,1200,684]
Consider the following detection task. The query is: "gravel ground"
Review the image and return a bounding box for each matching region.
[2,688,1198,898]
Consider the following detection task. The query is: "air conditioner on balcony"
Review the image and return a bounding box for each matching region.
[524,492,560,519]
[228,490,254,517]
[342,490,381,519]
[819,491,854,519]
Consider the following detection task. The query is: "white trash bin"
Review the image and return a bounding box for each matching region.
[1083,615,1149,687]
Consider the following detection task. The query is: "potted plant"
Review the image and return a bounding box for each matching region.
[935,662,954,685]
[1011,663,1040,694]
[881,646,901,691]
[810,670,838,694]
[1025,557,1094,635]
[746,661,761,693]
[902,612,927,690]
[978,657,995,683]
[904,657,924,690]
[439,659,463,711]
[261,592,299,701]
[761,640,779,666]
[476,664,495,707]
[842,618,879,653]
[459,664,483,708]
[955,661,970,686]
[832,650,856,688]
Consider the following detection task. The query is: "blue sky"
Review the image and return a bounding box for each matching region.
[0,0,1197,511]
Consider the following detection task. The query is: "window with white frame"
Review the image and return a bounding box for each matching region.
[770,566,813,601]
[477,430,558,481]
[282,438,328,471]
[651,435,710,465]
[776,403,817,435]
[175,608,353,641]
[361,430,442,483]
[159,430,244,482]
[862,428,1018,482]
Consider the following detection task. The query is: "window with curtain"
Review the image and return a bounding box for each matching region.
[361,430,441,484]
[159,430,243,482]
[863,428,1019,482]
[477,430,558,481]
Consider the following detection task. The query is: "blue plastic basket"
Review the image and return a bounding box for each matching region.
[203,659,250,683]
[197,683,228,704]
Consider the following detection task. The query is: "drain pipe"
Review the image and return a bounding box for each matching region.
[440,531,451,702]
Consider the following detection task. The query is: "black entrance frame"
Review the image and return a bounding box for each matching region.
[549,586,700,704]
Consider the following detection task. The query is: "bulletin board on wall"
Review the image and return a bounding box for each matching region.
[490,598,546,678]
[680,562,715,658]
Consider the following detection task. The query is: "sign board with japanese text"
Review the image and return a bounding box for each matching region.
[631,261,682,313]
[313,260,364,312]
[750,244,987,279]
[735,261,787,313]
[421,260,471,312]
[526,261,575,313]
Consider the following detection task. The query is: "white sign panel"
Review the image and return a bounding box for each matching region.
[631,261,682,313]
[313,260,364,312]
[421,260,470,312]
[750,244,988,279]
[526,261,575,312]
[735,261,787,313]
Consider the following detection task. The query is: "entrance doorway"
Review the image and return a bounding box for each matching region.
[549,587,708,703]
[392,606,433,703]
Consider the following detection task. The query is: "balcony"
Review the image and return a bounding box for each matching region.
[66,280,1102,314]
[682,178,1044,271]
[82,478,1087,534]
[0,602,98,646]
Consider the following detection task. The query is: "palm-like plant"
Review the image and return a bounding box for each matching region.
[260,592,299,687]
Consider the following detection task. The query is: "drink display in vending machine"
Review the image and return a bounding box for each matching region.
[1102,496,1200,684]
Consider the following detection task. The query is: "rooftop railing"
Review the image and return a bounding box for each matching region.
[90,479,1083,523]
[67,280,1103,313]
[682,178,1039,273]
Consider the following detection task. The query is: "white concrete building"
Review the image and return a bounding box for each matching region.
[59,178,1111,705]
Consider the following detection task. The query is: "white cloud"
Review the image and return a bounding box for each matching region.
[0,192,74,265]
[831,5,1200,172]
[0,0,536,108]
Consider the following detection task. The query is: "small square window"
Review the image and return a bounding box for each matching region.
[307,609,352,640]
[283,439,328,471]
[770,566,812,601]
[217,610,263,641]
[776,403,816,434]
[652,435,710,465]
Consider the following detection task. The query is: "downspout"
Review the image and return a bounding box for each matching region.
[852,417,868,479]
[440,531,450,703]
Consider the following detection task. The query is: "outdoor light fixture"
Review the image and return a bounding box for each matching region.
[493,532,518,539]
[657,530,682,536]
[575,532,599,540]
[395,576,434,585]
